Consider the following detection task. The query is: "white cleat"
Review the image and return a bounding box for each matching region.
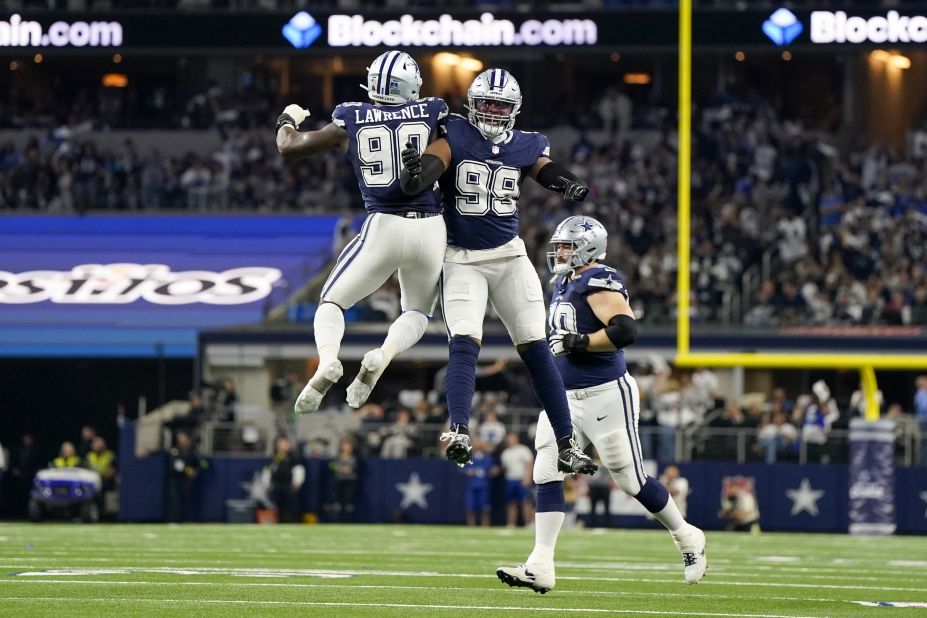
[294,360,343,415]
[496,563,555,594]
[346,349,386,409]
[672,524,708,584]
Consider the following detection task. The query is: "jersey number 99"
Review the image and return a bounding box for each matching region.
[454,161,520,217]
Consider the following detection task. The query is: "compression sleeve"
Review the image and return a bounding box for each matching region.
[400,154,446,195]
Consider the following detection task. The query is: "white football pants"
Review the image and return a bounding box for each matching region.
[321,212,446,316]
[440,254,547,345]
[534,373,648,496]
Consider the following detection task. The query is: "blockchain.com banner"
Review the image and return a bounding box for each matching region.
[2,8,926,53]
[0,216,339,357]
[848,418,896,535]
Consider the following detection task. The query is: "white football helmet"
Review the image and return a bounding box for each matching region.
[466,68,522,138]
[547,216,608,274]
[360,50,422,105]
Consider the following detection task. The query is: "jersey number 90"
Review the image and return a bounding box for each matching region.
[455,161,520,217]
[356,122,431,188]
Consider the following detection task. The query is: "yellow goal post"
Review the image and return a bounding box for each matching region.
[672,0,927,421]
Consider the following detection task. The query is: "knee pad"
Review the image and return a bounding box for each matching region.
[533,450,565,486]
[533,413,564,485]
[597,429,633,472]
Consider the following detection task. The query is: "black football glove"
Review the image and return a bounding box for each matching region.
[401,142,422,176]
[561,178,588,201]
[549,330,590,356]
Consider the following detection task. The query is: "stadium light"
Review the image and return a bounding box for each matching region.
[433,52,459,66]
[623,72,651,85]
[459,57,483,72]
[890,53,911,69]
[102,73,128,88]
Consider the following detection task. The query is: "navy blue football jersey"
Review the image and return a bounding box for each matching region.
[440,114,550,250]
[549,265,629,389]
[332,97,448,214]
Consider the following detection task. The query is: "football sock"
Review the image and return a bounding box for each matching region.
[381,311,428,363]
[635,476,686,531]
[445,336,480,430]
[519,340,574,442]
[528,482,565,564]
[314,302,344,366]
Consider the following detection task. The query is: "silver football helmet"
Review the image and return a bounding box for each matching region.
[466,68,522,138]
[547,216,608,274]
[360,50,422,105]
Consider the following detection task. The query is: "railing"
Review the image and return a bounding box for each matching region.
[681,425,921,466]
[192,410,923,468]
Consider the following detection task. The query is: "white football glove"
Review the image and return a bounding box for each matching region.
[283,104,310,125]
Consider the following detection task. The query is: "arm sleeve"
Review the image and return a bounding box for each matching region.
[400,154,445,195]
[535,160,580,192]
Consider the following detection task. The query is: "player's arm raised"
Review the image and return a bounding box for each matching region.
[399,138,451,195]
[275,104,348,159]
[549,290,637,356]
[529,157,589,201]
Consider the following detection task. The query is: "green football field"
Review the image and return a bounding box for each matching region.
[0,523,925,617]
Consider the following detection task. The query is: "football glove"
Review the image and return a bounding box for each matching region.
[561,178,588,201]
[549,329,590,356]
[401,141,422,176]
[276,104,310,132]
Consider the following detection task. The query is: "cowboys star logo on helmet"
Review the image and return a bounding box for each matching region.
[547,215,608,274]
[466,68,523,138]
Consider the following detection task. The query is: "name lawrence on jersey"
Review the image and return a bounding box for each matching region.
[351,102,432,125]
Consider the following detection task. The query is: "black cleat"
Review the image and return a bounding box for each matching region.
[557,437,597,474]
[440,426,472,466]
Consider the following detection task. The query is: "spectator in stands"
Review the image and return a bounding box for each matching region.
[357,403,388,456]
[499,433,533,528]
[916,376,927,467]
[217,378,239,422]
[52,442,80,468]
[264,436,304,523]
[799,381,840,462]
[166,432,208,522]
[464,439,498,527]
[477,410,506,452]
[329,439,358,522]
[5,434,39,517]
[84,436,116,519]
[757,411,798,464]
[380,409,416,459]
[586,460,613,528]
[719,478,761,533]
[707,402,747,460]
[77,425,97,460]
[660,464,689,519]
[769,388,794,415]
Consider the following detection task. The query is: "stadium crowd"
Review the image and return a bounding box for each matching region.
[3,89,925,328]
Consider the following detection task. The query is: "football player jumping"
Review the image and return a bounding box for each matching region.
[496,216,708,593]
[400,68,596,476]
[276,51,448,414]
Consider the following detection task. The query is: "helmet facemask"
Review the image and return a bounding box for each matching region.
[547,239,591,274]
[467,96,517,138]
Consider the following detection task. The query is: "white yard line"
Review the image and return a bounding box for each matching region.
[2,566,925,593]
[0,579,862,605]
[0,596,824,617]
